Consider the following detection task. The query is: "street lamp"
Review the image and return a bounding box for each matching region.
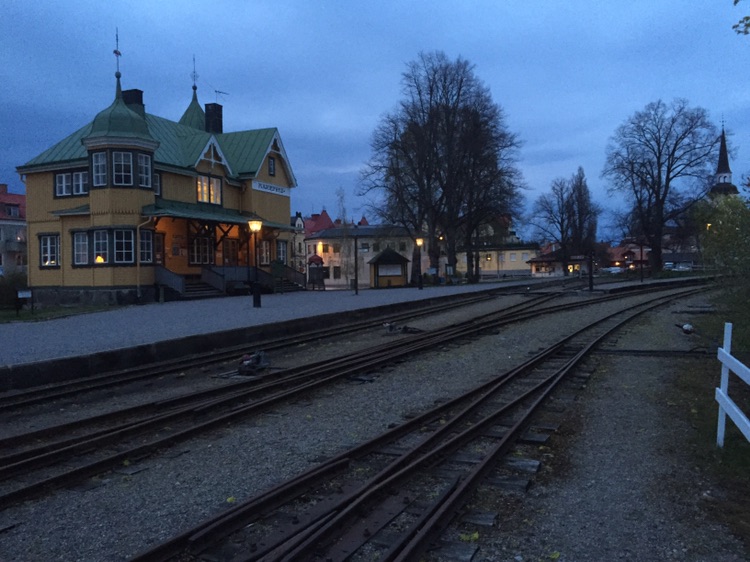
[415,237,423,290]
[248,219,263,308]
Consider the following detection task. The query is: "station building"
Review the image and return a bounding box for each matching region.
[17,70,299,305]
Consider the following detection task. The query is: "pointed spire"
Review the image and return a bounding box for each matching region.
[717,127,731,175]
[179,55,206,129]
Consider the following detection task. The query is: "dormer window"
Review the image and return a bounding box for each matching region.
[113,152,133,186]
[268,157,276,176]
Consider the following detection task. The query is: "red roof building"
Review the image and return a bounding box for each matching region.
[0,183,27,277]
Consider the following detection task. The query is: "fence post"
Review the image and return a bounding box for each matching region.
[717,322,733,448]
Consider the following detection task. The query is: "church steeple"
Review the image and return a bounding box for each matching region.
[179,56,207,130]
[710,127,739,197]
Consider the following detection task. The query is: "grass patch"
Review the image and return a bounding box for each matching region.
[680,281,750,544]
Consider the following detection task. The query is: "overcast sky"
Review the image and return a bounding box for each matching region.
[2,1,749,234]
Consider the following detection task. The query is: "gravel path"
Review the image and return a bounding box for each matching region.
[0,289,746,561]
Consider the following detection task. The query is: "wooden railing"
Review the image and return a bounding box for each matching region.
[716,322,750,447]
[154,266,185,295]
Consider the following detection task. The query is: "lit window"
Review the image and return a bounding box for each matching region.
[55,173,72,196]
[94,230,108,263]
[114,230,135,263]
[322,244,329,253]
[113,152,133,185]
[92,152,107,186]
[73,171,88,195]
[197,175,222,204]
[74,232,88,265]
[138,154,151,188]
[40,235,60,267]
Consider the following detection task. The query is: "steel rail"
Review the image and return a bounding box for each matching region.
[129,287,704,562]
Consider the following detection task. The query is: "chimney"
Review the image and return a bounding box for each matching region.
[122,89,146,117]
[205,103,223,134]
[0,184,7,194]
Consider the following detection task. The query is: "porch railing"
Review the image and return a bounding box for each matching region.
[155,266,185,295]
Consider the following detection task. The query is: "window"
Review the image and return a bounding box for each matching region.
[153,173,161,196]
[73,171,88,195]
[138,154,152,188]
[139,230,153,263]
[113,230,134,263]
[94,230,109,263]
[197,175,222,204]
[333,266,341,279]
[113,152,133,185]
[399,241,406,252]
[333,244,341,254]
[6,205,20,217]
[189,237,213,265]
[268,157,276,176]
[322,244,329,254]
[55,173,72,196]
[360,243,369,252]
[510,253,517,262]
[522,252,529,261]
[40,235,60,267]
[93,152,107,186]
[276,240,287,263]
[73,232,89,265]
[259,240,271,265]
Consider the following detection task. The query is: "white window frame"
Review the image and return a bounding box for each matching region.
[268,156,276,176]
[40,235,60,267]
[259,240,271,265]
[152,173,161,196]
[93,152,107,186]
[276,240,287,263]
[73,171,88,195]
[189,236,213,265]
[113,152,133,186]
[114,229,135,263]
[140,230,153,263]
[55,173,72,196]
[73,232,89,265]
[94,230,109,263]
[197,175,222,204]
[138,154,152,188]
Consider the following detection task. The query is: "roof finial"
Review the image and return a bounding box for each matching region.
[191,54,199,92]
[113,28,122,77]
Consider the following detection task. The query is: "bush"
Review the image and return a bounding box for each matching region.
[0,273,28,307]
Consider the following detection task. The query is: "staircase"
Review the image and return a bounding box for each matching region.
[183,278,226,300]
[273,277,306,293]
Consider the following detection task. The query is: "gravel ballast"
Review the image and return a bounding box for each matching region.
[0,287,746,561]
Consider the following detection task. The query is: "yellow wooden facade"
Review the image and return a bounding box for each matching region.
[19,74,297,304]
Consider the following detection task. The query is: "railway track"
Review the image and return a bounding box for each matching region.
[129,287,704,562]
[0,286,700,509]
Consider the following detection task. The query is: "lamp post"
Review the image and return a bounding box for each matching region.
[353,226,359,295]
[415,237,423,290]
[248,219,262,308]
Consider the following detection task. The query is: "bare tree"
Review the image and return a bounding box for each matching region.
[530,168,598,275]
[360,51,522,282]
[602,99,718,271]
[532,178,573,274]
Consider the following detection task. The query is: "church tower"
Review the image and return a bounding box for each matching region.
[710,127,739,197]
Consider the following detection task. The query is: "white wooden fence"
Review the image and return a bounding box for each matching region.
[716,322,750,447]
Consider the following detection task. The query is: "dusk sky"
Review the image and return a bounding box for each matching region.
[2,1,749,235]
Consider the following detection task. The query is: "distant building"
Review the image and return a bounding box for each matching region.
[18,68,298,304]
[304,219,422,289]
[0,184,27,277]
[710,128,739,198]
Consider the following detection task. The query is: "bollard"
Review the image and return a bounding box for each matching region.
[252,282,262,308]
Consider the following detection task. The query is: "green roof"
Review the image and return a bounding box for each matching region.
[18,84,290,184]
[142,199,293,230]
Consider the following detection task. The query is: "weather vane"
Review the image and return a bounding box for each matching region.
[191,54,199,88]
[113,28,122,73]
